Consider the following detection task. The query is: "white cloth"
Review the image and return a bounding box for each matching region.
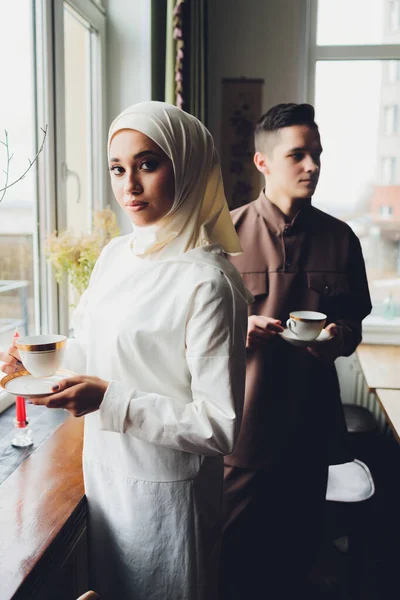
[108,101,242,258]
[326,459,375,502]
[66,238,250,599]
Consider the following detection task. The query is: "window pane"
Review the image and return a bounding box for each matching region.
[314,60,400,314]
[0,2,36,353]
[64,5,91,235]
[64,5,93,315]
[317,0,399,45]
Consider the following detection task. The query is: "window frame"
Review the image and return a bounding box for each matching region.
[36,0,107,336]
[307,0,400,344]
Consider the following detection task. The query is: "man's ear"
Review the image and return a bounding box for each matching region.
[254,151,270,175]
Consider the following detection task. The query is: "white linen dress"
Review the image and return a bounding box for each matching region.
[65,235,249,600]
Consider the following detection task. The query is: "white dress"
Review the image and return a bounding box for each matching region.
[65,236,249,600]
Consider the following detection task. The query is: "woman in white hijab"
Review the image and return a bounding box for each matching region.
[2,102,252,599]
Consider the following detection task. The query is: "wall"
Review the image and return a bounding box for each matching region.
[206,0,309,151]
[106,0,152,232]
[106,0,152,121]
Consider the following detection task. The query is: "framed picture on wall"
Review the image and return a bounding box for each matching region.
[220,77,264,210]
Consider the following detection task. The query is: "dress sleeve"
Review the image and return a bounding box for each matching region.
[98,274,248,456]
[62,242,113,374]
[336,232,372,356]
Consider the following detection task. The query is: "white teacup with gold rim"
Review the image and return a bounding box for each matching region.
[286,311,327,342]
[15,334,67,378]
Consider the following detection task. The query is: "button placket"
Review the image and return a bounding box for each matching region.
[282,228,293,271]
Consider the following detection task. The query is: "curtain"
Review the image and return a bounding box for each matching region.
[185,0,207,124]
[151,0,208,124]
[151,0,168,102]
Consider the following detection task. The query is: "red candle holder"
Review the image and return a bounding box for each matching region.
[11,416,33,447]
[11,329,33,447]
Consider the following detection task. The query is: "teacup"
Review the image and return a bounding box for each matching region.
[15,334,67,378]
[286,311,327,341]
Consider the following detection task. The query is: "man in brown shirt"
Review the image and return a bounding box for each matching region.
[219,103,372,599]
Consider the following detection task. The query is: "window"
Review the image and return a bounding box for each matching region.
[381,157,397,183]
[63,3,104,323]
[309,0,400,332]
[0,0,106,365]
[384,105,399,134]
[316,0,388,45]
[380,205,393,217]
[388,59,400,81]
[0,1,37,353]
[390,0,400,31]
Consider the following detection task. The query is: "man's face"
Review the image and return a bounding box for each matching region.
[256,125,322,199]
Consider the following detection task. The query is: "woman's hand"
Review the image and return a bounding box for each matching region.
[0,342,24,374]
[31,375,109,417]
[247,315,284,349]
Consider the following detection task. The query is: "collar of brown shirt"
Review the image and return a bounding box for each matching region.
[255,191,312,236]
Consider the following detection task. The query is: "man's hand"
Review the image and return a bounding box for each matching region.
[30,375,109,417]
[247,315,284,349]
[306,323,343,361]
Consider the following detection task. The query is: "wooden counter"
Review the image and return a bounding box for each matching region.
[356,344,400,392]
[375,389,400,445]
[0,415,86,599]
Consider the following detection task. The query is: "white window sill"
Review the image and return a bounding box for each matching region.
[0,369,15,414]
[0,390,15,414]
[362,315,400,345]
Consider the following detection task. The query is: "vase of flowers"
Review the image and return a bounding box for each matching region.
[45,207,120,297]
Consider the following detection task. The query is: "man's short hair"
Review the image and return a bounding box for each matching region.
[254,103,318,153]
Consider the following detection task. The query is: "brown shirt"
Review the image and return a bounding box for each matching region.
[226,192,372,470]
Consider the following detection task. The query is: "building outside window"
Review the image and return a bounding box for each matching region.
[381,156,397,183]
[309,0,400,332]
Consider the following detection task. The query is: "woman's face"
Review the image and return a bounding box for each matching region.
[109,129,175,226]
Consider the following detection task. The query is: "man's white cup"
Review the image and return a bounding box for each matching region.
[286,311,327,341]
[15,334,67,378]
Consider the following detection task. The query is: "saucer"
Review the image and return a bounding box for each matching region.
[279,328,333,347]
[0,369,76,398]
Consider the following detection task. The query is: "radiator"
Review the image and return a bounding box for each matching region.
[349,354,388,434]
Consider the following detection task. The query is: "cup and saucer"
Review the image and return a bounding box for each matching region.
[0,334,75,398]
[279,311,333,347]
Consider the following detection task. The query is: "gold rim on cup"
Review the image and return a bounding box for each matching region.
[289,314,326,323]
[16,339,66,352]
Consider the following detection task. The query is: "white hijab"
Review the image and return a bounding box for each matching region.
[108,101,243,259]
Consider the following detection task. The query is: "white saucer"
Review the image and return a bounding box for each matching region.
[279,328,333,347]
[0,369,75,398]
